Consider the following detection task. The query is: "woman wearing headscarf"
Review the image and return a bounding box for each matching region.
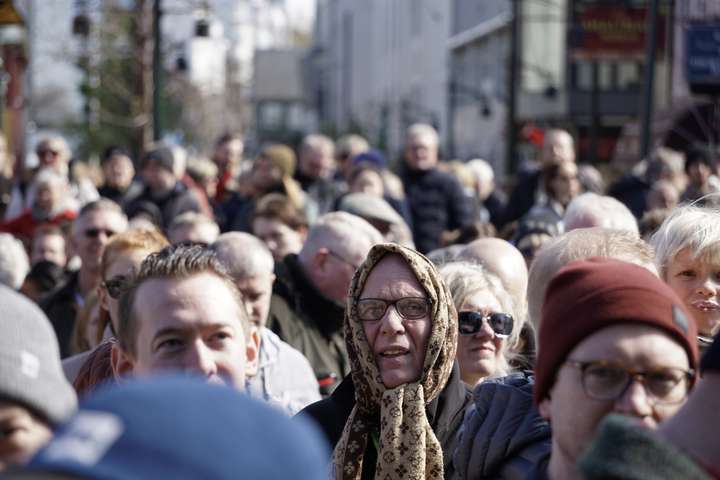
[299,243,471,479]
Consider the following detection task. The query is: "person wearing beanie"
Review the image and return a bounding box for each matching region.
[125,145,202,231]
[9,377,328,479]
[580,331,720,479]
[533,257,700,480]
[0,285,77,471]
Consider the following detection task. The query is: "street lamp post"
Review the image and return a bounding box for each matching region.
[153,0,162,141]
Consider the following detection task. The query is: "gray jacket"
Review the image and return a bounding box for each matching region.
[247,328,321,415]
[453,372,551,479]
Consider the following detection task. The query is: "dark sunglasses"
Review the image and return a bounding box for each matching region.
[102,276,129,299]
[458,311,513,338]
[84,228,117,239]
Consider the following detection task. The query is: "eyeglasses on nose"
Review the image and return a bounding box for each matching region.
[102,276,128,299]
[458,311,514,338]
[356,297,432,322]
[84,228,116,239]
[565,359,695,405]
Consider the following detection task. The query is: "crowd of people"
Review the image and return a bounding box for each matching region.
[0,124,718,479]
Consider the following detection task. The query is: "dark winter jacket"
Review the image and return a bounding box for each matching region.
[40,271,81,359]
[266,254,349,396]
[501,168,541,229]
[98,181,143,209]
[607,174,650,219]
[453,372,551,480]
[400,167,474,253]
[579,414,712,480]
[298,363,472,480]
[125,181,201,230]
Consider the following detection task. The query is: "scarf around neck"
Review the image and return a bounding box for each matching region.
[332,243,458,480]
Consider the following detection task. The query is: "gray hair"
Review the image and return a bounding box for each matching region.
[439,261,520,376]
[650,204,720,279]
[564,193,639,236]
[300,134,335,156]
[0,233,30,289]
[72,199,128,237]
[406,123,439,146]
[212,232,274,280]
[168,212,220,244]
[299,211,383,264]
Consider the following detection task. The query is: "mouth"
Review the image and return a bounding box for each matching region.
[470,345,495,354]
[378,347,410,358]
[691,301,720,312]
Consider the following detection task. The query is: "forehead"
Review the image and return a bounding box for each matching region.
[407,134,436,148]
[253,217,292,234]
[106,249,151,278]
[460,290,502,313]
[673,246,720,270]
[567,323,689,368]
[235,274,273,293]
[361,254,425,298]
[79,209,126,229]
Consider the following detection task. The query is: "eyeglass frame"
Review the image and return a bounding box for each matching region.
[457,311,514,338]
[355,297,433,322]
[565,359,695,405]
[326,249,361,271]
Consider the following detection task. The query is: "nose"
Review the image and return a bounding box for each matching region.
[184,340,218,378]
[380,305,405,336]
[474,318,494,340]
[697,276,719,297]
[614,377,653,420]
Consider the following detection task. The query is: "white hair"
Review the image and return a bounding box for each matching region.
[564,193,639,236]
[300,134,335,156]
[406,123,439,146]
[650,204,720,278]
[0,234,30,289]
[299,211,383,264]
[465,158,494,184]
[168,212,220,244]
[212,232,274,280]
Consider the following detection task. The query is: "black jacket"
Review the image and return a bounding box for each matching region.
[267,254,349,395]
[298,364,472,480]
[40,271,80,359]
[607,174,650,219]
[501,168,541,229]
[400,167,474,253]
[125,181,201,230]
[98,181,143,209]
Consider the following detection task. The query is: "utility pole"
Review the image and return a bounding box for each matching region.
[506,0,519,176]
[153,0,162,141]
[640,0,660,159]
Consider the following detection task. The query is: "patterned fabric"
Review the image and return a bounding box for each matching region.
[332,243,458,479]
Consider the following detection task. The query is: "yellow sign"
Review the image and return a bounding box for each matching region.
[0,1,23,26]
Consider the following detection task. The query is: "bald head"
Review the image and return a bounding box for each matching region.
[541,129,575,166]
[458,238,528,315]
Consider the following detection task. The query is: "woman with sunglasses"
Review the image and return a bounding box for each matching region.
[69,228,169,395]
[440,262,521,387]
[299,243,471,479]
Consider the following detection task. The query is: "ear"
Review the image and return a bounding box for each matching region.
[97,284,109,314]
[111,343,136,381]
[313,247,330,272]
[538,397,552,422]
[298,226,308,242]
[244,326,261,378]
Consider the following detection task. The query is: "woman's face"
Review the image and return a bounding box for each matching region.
[100,249,153,333]
[666,247,720,336]
[360,255,432,389]
[252,217,304,262]
[350,169,384,197]
[457,290,507,386]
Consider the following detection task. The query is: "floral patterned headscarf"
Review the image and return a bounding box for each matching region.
[332,243,458,479]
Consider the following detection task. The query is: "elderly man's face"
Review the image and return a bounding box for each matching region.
[72,210,127,274]
[0,401,52,472]
[541,131,575,166]
[360,255,432,388]
[539,324,691,469]
[36,141,68,172]
[404,134,438,171]
[299,147,334,180]
[120,273,258,390]
[235,273,275,329]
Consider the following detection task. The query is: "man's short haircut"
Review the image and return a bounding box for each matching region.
[0,233,29,289]
[298,211,383,264]
[216,132,243,146]
[168,212,220,242]
[102,146,132,164]
[527,227,656,329]
[212,232,274,280]
[406,123,439,146]
[564,193,639,236]
[72,199,128,237]
[117,244,250,356]
[101,228,170,279]
[651,204,720,279]
[251,193,308,232]
[300,133,334,156]
[335,134,369,160]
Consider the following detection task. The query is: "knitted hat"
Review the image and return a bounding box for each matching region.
[259,144,296,178]
[351,149,387,170]
[0,286,77,424]
[140,146,175,173]
[21,377,328,480]
[534,258,700,405]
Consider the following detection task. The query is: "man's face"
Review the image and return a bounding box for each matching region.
[36,141,68,172]
[213,139,244,172]
[72,210,127,274]
[541,131,575,166]
[404,134,438,171]
[539,324,690,467]
[299,147,334,179]
[141,160,176,195]
[34,182,63,213]
[103,154,135,190]
[360,255,432,388]
[252,217,304,262]
[31,233,67,267]
[0,401,52,472]
[314,246,367,306]
[235,273,275,329]
[124,273,258,389]
[666,247,720,336]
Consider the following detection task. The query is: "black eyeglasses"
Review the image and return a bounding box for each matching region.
[356,297,432,322]
[565,360,695,405]
[84,228,117,239]
[102,276,129,299]
[458,311,514,338]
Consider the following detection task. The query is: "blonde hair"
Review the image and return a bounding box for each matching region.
[101,228,170,279]
[650,204,720,279]
[527,227,656,329]
[439,261,520,377]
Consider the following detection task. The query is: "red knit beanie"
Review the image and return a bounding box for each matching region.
[534,257,700,405]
